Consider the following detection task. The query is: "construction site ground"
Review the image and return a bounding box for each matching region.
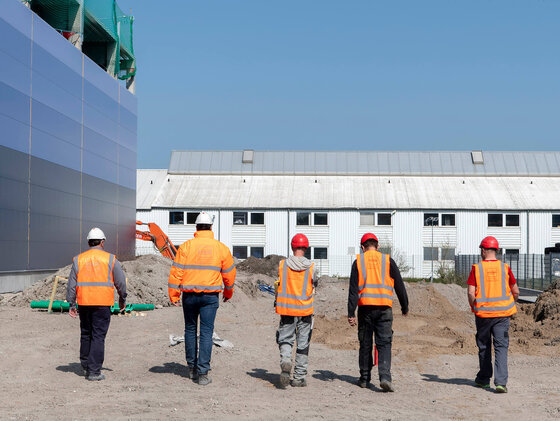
[1,255,560,420]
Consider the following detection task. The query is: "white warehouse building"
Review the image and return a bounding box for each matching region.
[136,150,560,280]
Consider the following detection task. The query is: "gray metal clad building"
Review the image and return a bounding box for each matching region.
[0,0,137,292]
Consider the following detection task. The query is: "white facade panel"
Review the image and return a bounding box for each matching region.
[219,210,233,249]
[357,226,393,250]
[167,225,196,246]
[232,226,266,246]
[265,211,289,257]
[456,211,487,254]
[528,212,552,253]
[551,229,560,246]
[487,227,521,250]
[288,211,329,246]
[422,227,457,248]
[328,211,359,277]
[393,211,423,277]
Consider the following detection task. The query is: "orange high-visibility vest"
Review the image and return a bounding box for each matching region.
[473,260,517,318]
[275,260,314,316]
[356,250,394,307]
[75,248,116,306]
[168,231,236,303]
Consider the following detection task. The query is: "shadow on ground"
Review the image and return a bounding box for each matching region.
[149,362,189,378]
[246,368,285,389]
[421,373,480,388]
[56,362,113,376]
[312,369,382,392]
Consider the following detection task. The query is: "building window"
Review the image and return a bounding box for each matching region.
[488,213,503,227]
[441,248,455,261]
[377,213,392,226]
[553,214,560,228]
[251,212,264,225]
[233,246,248,259]
[314,247,328,259]
[423,247,438,261]
[233,212,248,225]
[360,212,375,225]
[314,213,328,226]
[169,211,184,225]
[304,247,311,259]
[441,214,455,226]
[505,214,519,227]
[250,246,264,258]
[504,249,519,261]
[424,213,439,226]
[186,212,198,224]
[297,212,310,226]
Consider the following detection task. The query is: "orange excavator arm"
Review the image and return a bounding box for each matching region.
[136,221,178,260]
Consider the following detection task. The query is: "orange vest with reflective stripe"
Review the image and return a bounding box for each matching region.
[356,250,394,307]
[168,231,236,299]
[473,260,517,318]
[75,248,116,306]
[275,260,314,316]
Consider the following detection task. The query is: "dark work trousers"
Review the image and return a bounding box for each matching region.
[475,316,510,386]
[357,305,393,383]
[182,292,219,375]
[79,306,112,376]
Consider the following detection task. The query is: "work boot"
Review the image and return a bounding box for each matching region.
[279,360,291,388]
[475,380,490,389]
[358,377,370,388]
[495,385,508,394]
[188,367,199,381]
[380,380,394,392]
[81,365,88,377]
[86,373,106,381]
[198,374,212,386]
[290,378,307,387]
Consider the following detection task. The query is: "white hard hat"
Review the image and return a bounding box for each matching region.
[87,227,106,241]
[195,212,213,225]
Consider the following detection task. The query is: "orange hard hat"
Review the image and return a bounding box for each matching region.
[361,233,378,245]
[291,233,309,248]
[480,236,499,250]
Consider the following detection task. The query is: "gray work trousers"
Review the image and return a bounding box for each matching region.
[475,316,510,386]
[276,315,313,380]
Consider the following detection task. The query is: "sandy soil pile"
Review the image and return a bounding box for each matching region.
[7,255,174,307]
[533,279,560,322]
[236,255,285,278]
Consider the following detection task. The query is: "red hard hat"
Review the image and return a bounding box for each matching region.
[291,233,309,249]
[361,233,379,245]
[480,236,499,250]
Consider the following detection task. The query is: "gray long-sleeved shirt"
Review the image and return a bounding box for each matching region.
[66,247,127,308]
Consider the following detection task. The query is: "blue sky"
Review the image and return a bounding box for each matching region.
[117,1,560,169]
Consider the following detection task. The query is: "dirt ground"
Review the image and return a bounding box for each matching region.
[1,263,560,420]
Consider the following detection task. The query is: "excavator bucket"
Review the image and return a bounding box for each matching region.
[136,221,177,259]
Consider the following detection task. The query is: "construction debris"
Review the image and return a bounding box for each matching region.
[169,333,234,348]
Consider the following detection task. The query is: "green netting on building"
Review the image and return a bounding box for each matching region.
[24,0,136,79]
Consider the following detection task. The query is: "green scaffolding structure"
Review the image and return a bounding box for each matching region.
[24,0,136,80]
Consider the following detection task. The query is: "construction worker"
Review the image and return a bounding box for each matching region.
[66,227,127,381]
[347,233,409,392]
[468,236,519,393]
[168,212,236,386]
[275,233,316,388]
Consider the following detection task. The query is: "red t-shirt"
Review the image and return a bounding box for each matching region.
[466,260,517,287]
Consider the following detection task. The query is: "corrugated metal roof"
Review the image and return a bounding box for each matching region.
[136,169,167,209]
[138,171,560,210]
[168,151,560,176]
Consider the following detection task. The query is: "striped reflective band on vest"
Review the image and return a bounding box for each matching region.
[76,254,114,287]
[277,263,312,300]
[275,302,314,310]
[167,283,223,290]
[358,251,393,299]
[476,261,515,311]
[172,262,236,274]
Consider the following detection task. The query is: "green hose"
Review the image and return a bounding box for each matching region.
[30,301,155,313]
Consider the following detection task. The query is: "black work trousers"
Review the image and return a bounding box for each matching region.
[357,305,393,383]
[79,306,111,376]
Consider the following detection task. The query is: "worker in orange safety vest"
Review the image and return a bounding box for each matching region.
[467,236,519,393]
[168,212,236,386]
[347,233,409,392]
[275,233,316,388]
[66,227,127,381]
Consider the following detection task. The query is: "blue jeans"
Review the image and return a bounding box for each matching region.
[182,292,219,375]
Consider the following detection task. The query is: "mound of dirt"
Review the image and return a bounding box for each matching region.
[533,279,560,322]
[236,255,285,278]
[7,255,174,307]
